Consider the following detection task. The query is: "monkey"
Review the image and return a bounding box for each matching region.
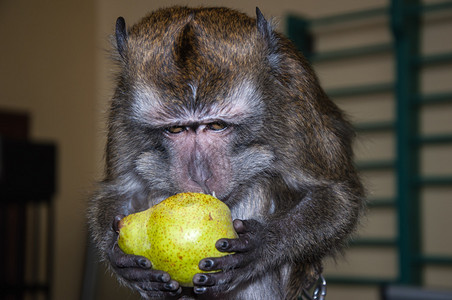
[87,6,365,300]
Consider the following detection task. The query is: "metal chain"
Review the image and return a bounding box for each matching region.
[301,275,327,300]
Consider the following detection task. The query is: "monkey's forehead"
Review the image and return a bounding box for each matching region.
[125,6,267,69]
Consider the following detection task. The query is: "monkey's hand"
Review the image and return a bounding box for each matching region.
[192,219,263,295]
[109,215,182,299]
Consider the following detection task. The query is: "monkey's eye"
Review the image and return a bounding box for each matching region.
[165,126,186,134]
[207,122,228,131]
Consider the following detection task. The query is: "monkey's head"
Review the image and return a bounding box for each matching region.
[107,6,353,207]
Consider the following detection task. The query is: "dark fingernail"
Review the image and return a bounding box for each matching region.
[194,287,207,294]
[138,258,151,268]
[158,273,169,282]
[112,215,122,232]
[201,259,213,269]
[169,287,182,296]
[219,240,229,249]
[197,274,208,283]
[164,283,175,290]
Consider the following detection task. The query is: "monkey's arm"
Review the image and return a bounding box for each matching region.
[193,180,363,295]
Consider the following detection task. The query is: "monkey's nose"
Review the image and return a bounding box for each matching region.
[187,150,213,194]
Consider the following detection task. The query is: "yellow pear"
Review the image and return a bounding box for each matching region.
[117,192,238,287]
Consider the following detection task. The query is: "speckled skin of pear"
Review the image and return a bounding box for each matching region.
[117,192,238,287]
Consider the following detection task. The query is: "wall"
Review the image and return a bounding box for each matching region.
[0,0,97,299]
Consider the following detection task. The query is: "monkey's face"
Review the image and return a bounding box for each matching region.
[111,8,276,202]
[128,77,273,201]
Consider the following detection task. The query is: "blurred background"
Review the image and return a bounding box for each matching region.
[1,0,451,299]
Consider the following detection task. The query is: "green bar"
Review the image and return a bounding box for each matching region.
[418,176,452,186]
[312,43,393,62]
[355,121,395,132]
[327,82,394,98]
[411,1,452,14]
[416,92,452,105]
[417,255,452,265]
[326,276,394,286]
[351,238,397,247]
[418,134,452,145]
[356,160,395,171]
[310,7,388,27]
[416,52,452,66]
[368,197,396,208]
[391,0,422,285]
[286,15,313,59]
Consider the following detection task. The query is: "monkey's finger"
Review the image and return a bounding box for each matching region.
[199,252,249,271]
[215,235,252,253]
[135,279,181,295]
[232,219,246,233]
[119,267,172,283]
[112,214,125,233]
[192,273,216,287]
[111,243,152,269]
[193,272,234,295]
[233,219,263,234]
[114,253,152,270]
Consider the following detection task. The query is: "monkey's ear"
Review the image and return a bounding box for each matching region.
[256,7,281,70]
[256,8,274,44]
[256,7,279,58]
[115,17,128,58]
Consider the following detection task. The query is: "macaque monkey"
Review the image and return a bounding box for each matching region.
[88,6,364,300]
